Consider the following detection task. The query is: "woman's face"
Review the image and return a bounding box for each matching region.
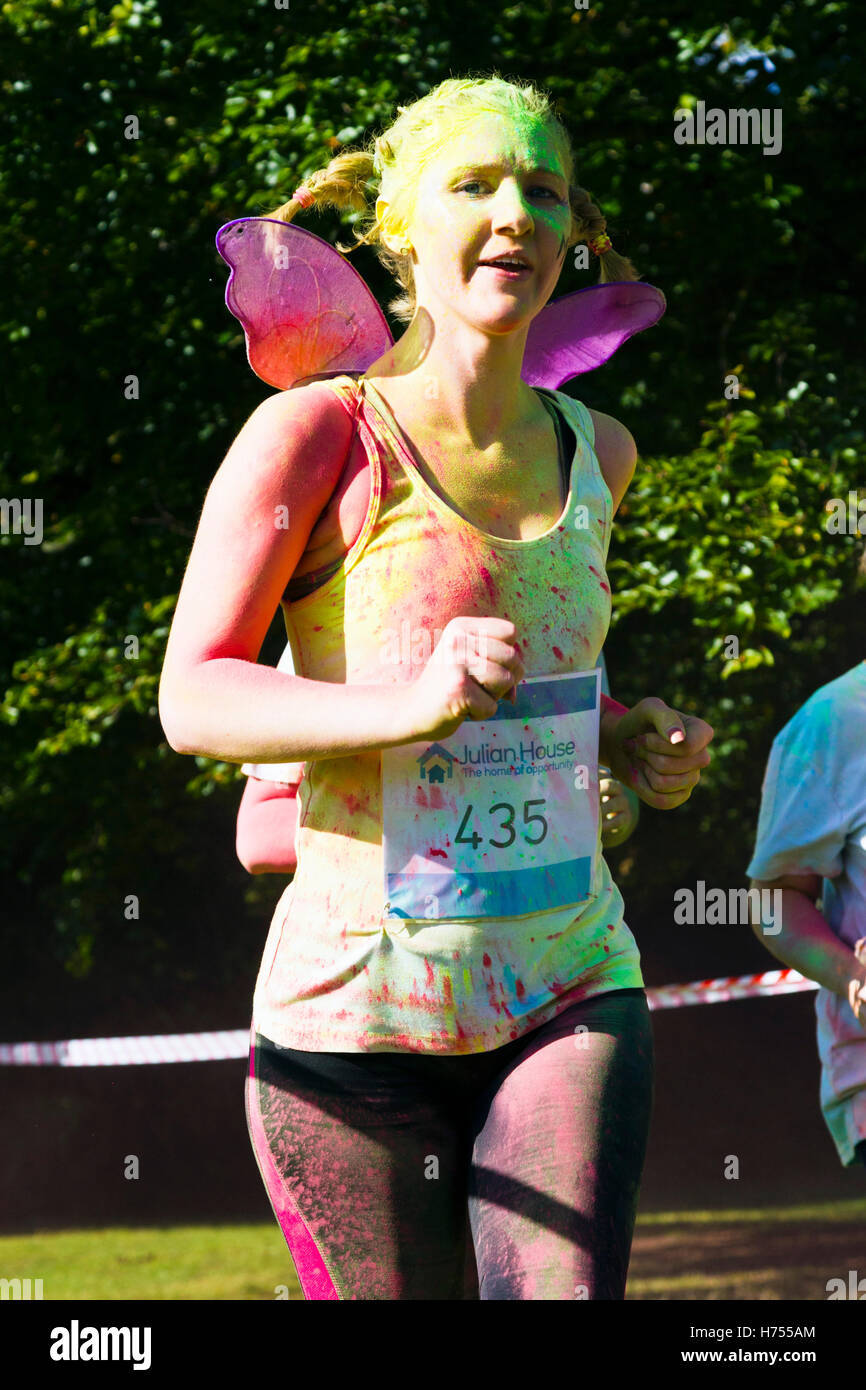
[388,113,572,336]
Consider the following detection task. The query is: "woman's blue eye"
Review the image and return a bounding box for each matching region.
[458,181,562,200]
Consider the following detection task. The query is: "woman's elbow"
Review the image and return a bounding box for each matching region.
[159,710,189,755]
[158,686,212,757]
[158,677,192,754]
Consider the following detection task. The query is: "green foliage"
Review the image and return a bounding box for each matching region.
[1,0,864,1005]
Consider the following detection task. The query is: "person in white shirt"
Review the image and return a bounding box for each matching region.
[747,659,866,1169]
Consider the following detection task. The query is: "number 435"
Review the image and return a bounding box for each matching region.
[455,800,549,850]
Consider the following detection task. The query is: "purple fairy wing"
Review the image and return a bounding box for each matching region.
[216,217,394,389]
[522,281,666,389]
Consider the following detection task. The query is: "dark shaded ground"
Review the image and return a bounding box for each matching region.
[628,1217,866,1299]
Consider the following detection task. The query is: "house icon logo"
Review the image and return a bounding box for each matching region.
[417,743,460,784]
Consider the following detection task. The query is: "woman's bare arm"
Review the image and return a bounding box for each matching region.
[236,776,300,875]
[158,383,419,763]
[749,870,866,1000]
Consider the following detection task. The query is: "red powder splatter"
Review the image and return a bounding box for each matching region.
[552,646,564,661]
[424,959,435,989]
[606,923,615,932]
[603,944,610,953]
[551,586,560,594]
[515,978,526,999]
[476,564,496,601]
[482,953,492,968]
[442,975,454,1009]
[599,581,610,593]
[405,987,440,1015]
[588,565,601,578]
[428,846,448,859]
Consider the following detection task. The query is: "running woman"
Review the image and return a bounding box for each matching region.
[159,75,713,1299]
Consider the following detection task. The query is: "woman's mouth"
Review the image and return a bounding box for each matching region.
[477,260,533,280]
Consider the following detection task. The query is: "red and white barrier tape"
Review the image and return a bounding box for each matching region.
[0,969,819,1067]
[0,1030,250,1067]
[646,966,817,1011]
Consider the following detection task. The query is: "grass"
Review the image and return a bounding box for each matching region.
[2,1199,865,1300]
[0,1224,300,1301]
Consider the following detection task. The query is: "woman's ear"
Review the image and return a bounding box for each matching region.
[376,197,412,256]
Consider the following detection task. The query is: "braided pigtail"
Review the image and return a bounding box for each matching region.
[268,150,377,224]
[569,185,640,283]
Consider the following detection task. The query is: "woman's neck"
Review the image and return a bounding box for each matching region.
[365,309,541,446]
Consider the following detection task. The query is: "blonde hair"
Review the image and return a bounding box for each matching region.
[266,74,639,323]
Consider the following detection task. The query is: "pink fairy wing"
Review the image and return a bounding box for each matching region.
[522,281,666,389]
[216,218,394,389]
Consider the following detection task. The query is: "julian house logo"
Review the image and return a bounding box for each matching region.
[417,744,459,784]
[416,736,578,780]
[49,1320,152,1370]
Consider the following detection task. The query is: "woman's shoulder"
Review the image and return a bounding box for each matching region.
[583,406,637,513]
[247,377,359,470]
[546,390,637,511]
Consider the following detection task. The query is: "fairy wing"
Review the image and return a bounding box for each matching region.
[216,217,664,390]
[522,281,666,389]
[216,217,393,390]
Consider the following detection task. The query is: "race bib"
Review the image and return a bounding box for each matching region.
[382,669,601,921]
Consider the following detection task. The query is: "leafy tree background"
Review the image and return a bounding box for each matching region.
[2,0,864,1048]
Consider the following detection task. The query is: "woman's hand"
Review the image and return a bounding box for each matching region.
[602,698,714,811]
[599,775,639,847]
[406,616,526,743]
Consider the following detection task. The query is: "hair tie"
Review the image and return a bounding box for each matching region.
[292,185,315,209]
[588,232,612,256]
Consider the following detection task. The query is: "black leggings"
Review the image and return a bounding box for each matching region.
[246,987,654,1300]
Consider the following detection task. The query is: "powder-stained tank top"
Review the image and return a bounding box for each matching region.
[252,373,644,1053]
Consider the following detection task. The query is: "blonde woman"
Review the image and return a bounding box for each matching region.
[159,76,713,1299]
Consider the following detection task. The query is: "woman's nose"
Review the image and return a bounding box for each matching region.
[490,180,534,231]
